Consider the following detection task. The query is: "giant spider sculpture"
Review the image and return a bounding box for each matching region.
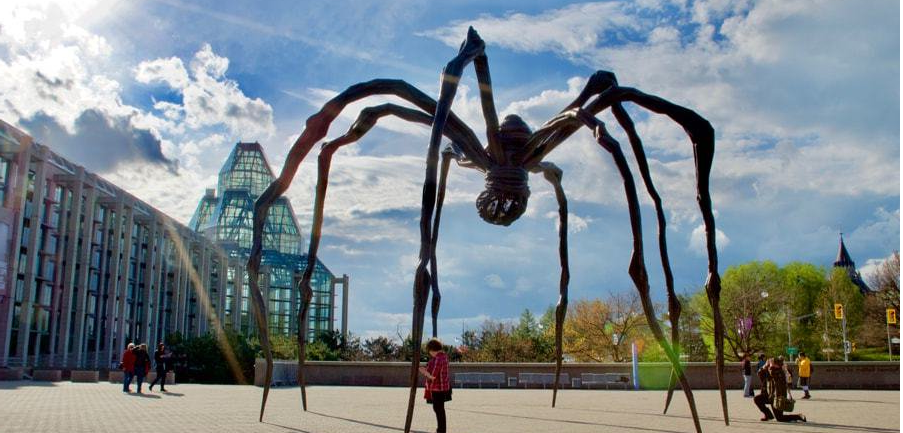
[247,28,727,433]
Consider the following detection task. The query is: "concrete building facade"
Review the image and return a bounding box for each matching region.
[0,121,346,370]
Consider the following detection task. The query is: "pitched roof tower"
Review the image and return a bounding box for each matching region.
[833,234,871,295]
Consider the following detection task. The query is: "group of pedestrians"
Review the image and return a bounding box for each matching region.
[120,342,173,394]
[745,352,812,423]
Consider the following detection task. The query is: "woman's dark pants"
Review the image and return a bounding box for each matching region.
[150,368,166,390]
[431,391,447,433]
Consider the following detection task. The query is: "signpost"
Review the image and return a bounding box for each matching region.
[835,303,848,362]
[787,347,799,356]
[887,308,897,361]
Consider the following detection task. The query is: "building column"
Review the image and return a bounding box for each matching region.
[233,263,244,333]
[101,198,124,367]
[72,185,96,368]
[142,221,158,345]
[216,253,227,329]
[56,170,85,366]
[50,176,73,367]
[114,204,134,349]
[16,151,48,364]
[0,143,33,367]
[198,244,210,336]
[172,235,186,335]
[151,224,165,345]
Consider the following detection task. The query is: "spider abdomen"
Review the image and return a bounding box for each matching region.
[476,165,530,226]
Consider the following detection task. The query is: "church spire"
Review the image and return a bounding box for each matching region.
[834,233,856,268]
[832,233,872,295]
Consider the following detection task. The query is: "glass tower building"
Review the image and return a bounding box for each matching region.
[189,142,338,339]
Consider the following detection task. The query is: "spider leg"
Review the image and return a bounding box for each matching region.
[572,109,703,433]
[525,71,686,411]
[527,81,726,424]
[471,33,504,164]
[429,147,457,337]
[250,101,462,421]
[404,27,495,433]
[607,105,681,414]
[530,162,570,408]
[586,86,728,426]
[249,84,489,417]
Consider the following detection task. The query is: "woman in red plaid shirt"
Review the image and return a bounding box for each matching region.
[419,338,451,433]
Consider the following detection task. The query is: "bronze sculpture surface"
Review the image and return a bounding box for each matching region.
[247,28,727,433]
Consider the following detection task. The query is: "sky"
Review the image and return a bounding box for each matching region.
[0,0,899,345]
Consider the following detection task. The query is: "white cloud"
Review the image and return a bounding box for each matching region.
[484,274,504,289]
[544,211,593,234]
[418,2,642,56]
[136,44,276,140]
[689,223,730,256]
[422,0,900,215]
[135,56,190,89]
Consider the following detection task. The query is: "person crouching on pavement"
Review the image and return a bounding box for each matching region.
[754,356,806,423]
[419,338,451,433]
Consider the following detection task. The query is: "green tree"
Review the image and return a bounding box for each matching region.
[676,293,710,361]
[780,262,829,359]
[363,336,400,361]
[819,267,865,359]
[563,293,644,362]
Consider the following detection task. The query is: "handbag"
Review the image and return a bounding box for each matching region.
[775,389,796,412]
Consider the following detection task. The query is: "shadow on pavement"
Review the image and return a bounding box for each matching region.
[0,380,59,389]
[797,422,900,433]
[127,392,161,399]
[263,422,312,433]
[307,410,432,433]
[448,408,686,433]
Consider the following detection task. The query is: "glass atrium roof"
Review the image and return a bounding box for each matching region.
[190,142,304,256]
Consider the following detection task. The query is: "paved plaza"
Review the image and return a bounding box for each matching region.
[0,381,898,433]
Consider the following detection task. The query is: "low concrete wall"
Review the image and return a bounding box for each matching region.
[70,370,99,382]
[0,368,24,380]
[33,369,63,382]
[254,360,899,390]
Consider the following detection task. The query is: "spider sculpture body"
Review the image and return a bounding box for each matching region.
[247,28,727,433]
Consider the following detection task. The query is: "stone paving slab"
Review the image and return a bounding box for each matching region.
[0,381,898,433]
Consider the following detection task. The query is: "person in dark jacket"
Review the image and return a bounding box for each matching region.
[741,353,753,397]
[149,342,168,392]
[133,343,152,393]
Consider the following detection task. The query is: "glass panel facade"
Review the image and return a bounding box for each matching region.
[189,142,336,339]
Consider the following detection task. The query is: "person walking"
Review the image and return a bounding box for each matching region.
[798,351,812,399]
[119,343,136,393]
[149,343,169,392]
[419,338,451,433]
[133,343,152,394]
[741,353,754,397]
